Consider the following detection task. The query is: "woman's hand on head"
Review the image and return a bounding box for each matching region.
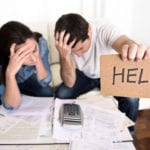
[20,39,40,66]
[6,43,31,76]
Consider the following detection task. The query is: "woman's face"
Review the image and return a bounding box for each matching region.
[15,38,39,66]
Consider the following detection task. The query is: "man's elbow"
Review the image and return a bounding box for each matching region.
[65,80,76,88]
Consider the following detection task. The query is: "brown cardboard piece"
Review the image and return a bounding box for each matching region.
[100,54,150,98]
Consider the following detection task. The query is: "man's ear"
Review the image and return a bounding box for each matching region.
[88,25,92,37]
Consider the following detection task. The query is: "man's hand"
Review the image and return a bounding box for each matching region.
[55,31,77,87]
[121,43,150,61]
[112,35,150,61]
[55,31,75,59]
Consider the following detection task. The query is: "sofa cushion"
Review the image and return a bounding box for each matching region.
[25,22,49,41]
[51,63,62,87]
[48,22,60,64]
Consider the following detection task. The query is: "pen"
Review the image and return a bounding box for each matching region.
[0,113,5,117]
[113,140,133,143]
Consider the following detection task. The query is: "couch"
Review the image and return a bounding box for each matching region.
[26,21,150,110]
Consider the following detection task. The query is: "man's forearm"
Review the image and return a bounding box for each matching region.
[112,35,136,53]
[60,57,76,87]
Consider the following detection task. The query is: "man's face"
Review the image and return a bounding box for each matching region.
[71,25,92,57]
[71,38,91,57]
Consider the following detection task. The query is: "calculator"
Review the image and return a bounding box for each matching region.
[59,103,83,126]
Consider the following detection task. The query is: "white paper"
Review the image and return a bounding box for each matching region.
[52,99,82,140]
[78,102,125,142]
[0,144,69,150]
[70,139,113,150]
[71,140,135,150]
[53,99,128,141]
[112,142,136,150]
[0,95,135,149]
[0,95,55,143]
[77,90,118,110]
[53,98,135,150]
[0,115,21,133]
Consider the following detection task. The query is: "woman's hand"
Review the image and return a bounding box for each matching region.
[20,39,40,66]
[6,43,31,76]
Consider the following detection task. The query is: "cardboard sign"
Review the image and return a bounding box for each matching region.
[100,54,150,98]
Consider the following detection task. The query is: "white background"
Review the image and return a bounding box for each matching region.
[0,0,149,45]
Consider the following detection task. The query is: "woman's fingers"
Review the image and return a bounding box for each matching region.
[10,43,16,57]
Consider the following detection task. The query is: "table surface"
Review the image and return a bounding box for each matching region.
[0,92,135,150]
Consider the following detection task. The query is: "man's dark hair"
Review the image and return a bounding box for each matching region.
[0,21,41,84]
[55,13,89,47]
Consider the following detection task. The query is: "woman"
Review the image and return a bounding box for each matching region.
[0,21,53,109]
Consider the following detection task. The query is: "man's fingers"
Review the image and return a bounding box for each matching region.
[143,48,150,60]
[121,44,128,61]
[59,30,65,46]
[64,33,70,45]
[128,43,138,61]
[69,39,76,48]
[136,45,146,61]
[121,43,149,62]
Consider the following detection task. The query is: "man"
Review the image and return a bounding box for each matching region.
[54,13,150,133]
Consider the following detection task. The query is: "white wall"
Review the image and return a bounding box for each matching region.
[0,0,82,23]
[0,0,102,23]
[0,0,150,45]
[103,0,134,34]
[130,0,150,46]
[0,0,132,23]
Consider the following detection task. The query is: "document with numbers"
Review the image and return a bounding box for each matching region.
[0,95,67,144]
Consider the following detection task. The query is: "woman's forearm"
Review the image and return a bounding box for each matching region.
[4,70,22,109]
[35,55,48,80]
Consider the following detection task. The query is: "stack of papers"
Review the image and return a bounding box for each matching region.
[0,144,69,150]
[0,93,135,149]
[70,139,136,150]
[0,95,58,144]
[53,98,135,150]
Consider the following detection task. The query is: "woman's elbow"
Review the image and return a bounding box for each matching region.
[3,101,20,110]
